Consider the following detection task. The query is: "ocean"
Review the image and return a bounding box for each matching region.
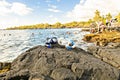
[0,28,91,62]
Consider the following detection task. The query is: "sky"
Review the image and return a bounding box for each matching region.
[0,0,120,29]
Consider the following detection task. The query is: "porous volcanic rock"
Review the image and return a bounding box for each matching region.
[87,43,120,69]
[0,45,120,80]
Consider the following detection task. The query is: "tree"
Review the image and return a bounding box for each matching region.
[101,15,106,24]
[106,13,112,21]
[53,22,62,28]
[88,19,93,23]
[44,23,50,28]
[115,13,120,23]
[71,21,78,27]
[93,10,102,22]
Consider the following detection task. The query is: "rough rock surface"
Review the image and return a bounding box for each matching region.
[0,62,11,74]
[87,43,120,69]
[83,31,120,46]
[0,45,120,80]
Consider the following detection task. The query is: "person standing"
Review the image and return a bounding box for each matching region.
[106,20,111,31]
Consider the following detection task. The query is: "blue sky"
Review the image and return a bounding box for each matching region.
[0,0,120,29]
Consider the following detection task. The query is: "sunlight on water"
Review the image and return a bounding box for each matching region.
[0,28,91,62]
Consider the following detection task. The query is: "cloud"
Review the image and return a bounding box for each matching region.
[67,0,120,21]
[11,2,32,16]
[48,4,57,9]
[0,16,37,29]
[49,15,58,20]
[48,8,60,12]
[48,15,59,23]
[0,0,32,16]
[48,4,61,13]
[0,0,11,16]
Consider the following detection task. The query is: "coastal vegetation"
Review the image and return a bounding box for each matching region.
[7,10,120,30]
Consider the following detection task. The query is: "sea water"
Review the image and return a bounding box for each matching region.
[0,28,91,62]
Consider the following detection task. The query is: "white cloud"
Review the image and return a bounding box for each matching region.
[0,0,33,29]
[0,0,32,16]
[48,8,60,12]
[48,15,58,21]
[67,0,120,21]
[11,2,32,16]
[48,15,59,23]
[47,4,61,13]
[0,0,11,16]
[0,16,38,29]
[0,0,11,6]
[48,4,57,9]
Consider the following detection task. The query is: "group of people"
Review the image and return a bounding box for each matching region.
[90,18,118,33]
[106,18,118,31]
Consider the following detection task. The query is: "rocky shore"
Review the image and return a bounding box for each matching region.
[83,31,120,46]
[88,43,120,69]
[0,44,120,80]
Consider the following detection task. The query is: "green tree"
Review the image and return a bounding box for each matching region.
[44,23,50,28]
[88,19,93,23]
[106,13,112,21]
[115,13,120,23]
[101,15,106,24]
[93,10,102,22]
[53,22,62,28]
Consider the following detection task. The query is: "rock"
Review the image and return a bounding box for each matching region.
[87,45,99,54]
[98,47,120,68]
[116,27,120,32]
[106,42,120,48]
[0,62,11,76]
[87,45,101,58]
[83,34,98,42]
[71,52,120,80]
[51,68,76,80]
[0,62,11,70]
[5,69,30,80]
[83,31,120,46]
[87,44,120,69]
[29,72,53,80]
[0,45,120,80]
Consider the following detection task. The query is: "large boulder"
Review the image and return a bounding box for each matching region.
[88,43,120,69]
[0,45,120,80]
